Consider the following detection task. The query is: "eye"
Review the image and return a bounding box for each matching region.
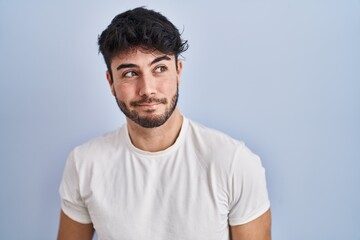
[123,71,137,78]
[154,66,167,73]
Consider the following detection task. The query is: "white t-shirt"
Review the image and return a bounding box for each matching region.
[59,118,270,240]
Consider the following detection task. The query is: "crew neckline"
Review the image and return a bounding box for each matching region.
[123,117,189,157]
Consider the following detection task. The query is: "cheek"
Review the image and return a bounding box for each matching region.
[158,84,174,96]
[161,77,178,93]
[114,84,134,100]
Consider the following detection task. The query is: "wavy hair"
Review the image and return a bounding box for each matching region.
[98,7,188,74]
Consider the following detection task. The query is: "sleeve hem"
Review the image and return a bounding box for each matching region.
[229,201,270,226]
[61,200,92,224]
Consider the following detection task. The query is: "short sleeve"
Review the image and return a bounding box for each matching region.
[228,145,270,226]
[59,150,92,224]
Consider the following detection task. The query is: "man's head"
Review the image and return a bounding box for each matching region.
[98,7,188,128]
[98,7,188,78]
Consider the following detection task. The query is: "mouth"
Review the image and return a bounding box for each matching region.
[131,98,167,107]
[136,103,160,108]
[132,102,163,112]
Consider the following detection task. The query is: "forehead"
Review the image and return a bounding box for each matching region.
[113,48,175,63]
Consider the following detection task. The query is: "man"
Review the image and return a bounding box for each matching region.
[58,7,271,240]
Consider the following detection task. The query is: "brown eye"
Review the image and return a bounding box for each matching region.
[154,66,167,73]
[124,71,137,78]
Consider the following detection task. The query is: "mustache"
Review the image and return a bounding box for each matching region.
[130,97,167,107]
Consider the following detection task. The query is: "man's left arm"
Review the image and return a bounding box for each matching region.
[230,209,271,240]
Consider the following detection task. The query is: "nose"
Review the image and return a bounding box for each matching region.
[138,73,156,97]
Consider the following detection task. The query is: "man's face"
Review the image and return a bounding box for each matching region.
[107,48,182,128]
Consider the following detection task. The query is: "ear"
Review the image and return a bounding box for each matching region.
[176,60,183,85]
[106,70,115,96]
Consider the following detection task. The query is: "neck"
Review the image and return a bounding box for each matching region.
[126,108,183,152]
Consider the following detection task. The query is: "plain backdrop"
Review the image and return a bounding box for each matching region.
[0,0,359,239]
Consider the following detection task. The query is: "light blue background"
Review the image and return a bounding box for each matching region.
[1,0,359,239]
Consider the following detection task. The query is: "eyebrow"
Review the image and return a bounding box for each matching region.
[116,63,137,71]
[150,55,171,66]
[116,55,171,71]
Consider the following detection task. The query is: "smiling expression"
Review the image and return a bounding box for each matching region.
[106,48,182,128]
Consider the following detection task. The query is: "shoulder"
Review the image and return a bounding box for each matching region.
[186,119,261,169]
[187,119,245,155]
[68,126,126,167]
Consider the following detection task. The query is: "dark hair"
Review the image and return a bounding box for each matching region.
[98,7,188,73]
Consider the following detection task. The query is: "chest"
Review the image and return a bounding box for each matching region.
[81,151,230,239]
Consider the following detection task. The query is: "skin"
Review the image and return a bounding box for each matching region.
[57,210,94,240]
[230,209,272,240]
[57,48,271,239]
[107,48,183,152]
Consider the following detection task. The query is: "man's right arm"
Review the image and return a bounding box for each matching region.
[57,210,95,240]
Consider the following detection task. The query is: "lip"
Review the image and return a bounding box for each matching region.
[137,103,159,106]
[135,102,161,110]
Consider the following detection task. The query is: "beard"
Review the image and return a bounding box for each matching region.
[115,84,179,128]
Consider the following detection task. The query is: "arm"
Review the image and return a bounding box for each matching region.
[230,209,271,240]
[57,210,95,240]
